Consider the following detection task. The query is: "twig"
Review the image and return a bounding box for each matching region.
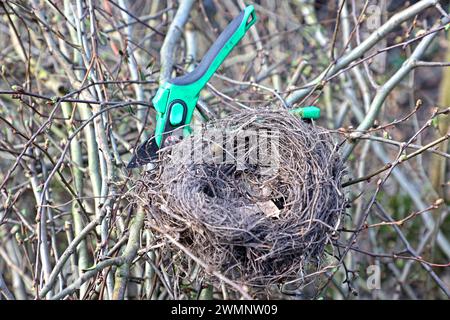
[342,15,450,159]
[159,0,195,82]
[286,0,439,106]
[375,203,450,298]
[343,133,450,187]
[149,223,253,300]
[112,207,146,299]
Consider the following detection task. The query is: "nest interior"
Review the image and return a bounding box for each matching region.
[137,107,346,289]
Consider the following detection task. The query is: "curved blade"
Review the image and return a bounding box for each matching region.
[127,136,160,168]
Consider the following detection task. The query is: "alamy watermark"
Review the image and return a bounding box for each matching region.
[364,0,387,73]
[366,264,381,290]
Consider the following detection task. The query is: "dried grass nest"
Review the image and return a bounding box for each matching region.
[136,107,347,290]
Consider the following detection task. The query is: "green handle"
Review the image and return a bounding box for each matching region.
[152,6,257,148]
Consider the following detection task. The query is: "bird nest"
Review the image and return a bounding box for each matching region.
[135,107,346,293]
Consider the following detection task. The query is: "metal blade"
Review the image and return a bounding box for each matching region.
[127,136,160,168]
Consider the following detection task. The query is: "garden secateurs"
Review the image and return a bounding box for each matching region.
[127,5,320,168]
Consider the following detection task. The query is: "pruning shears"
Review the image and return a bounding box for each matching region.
[127,5,320,168]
